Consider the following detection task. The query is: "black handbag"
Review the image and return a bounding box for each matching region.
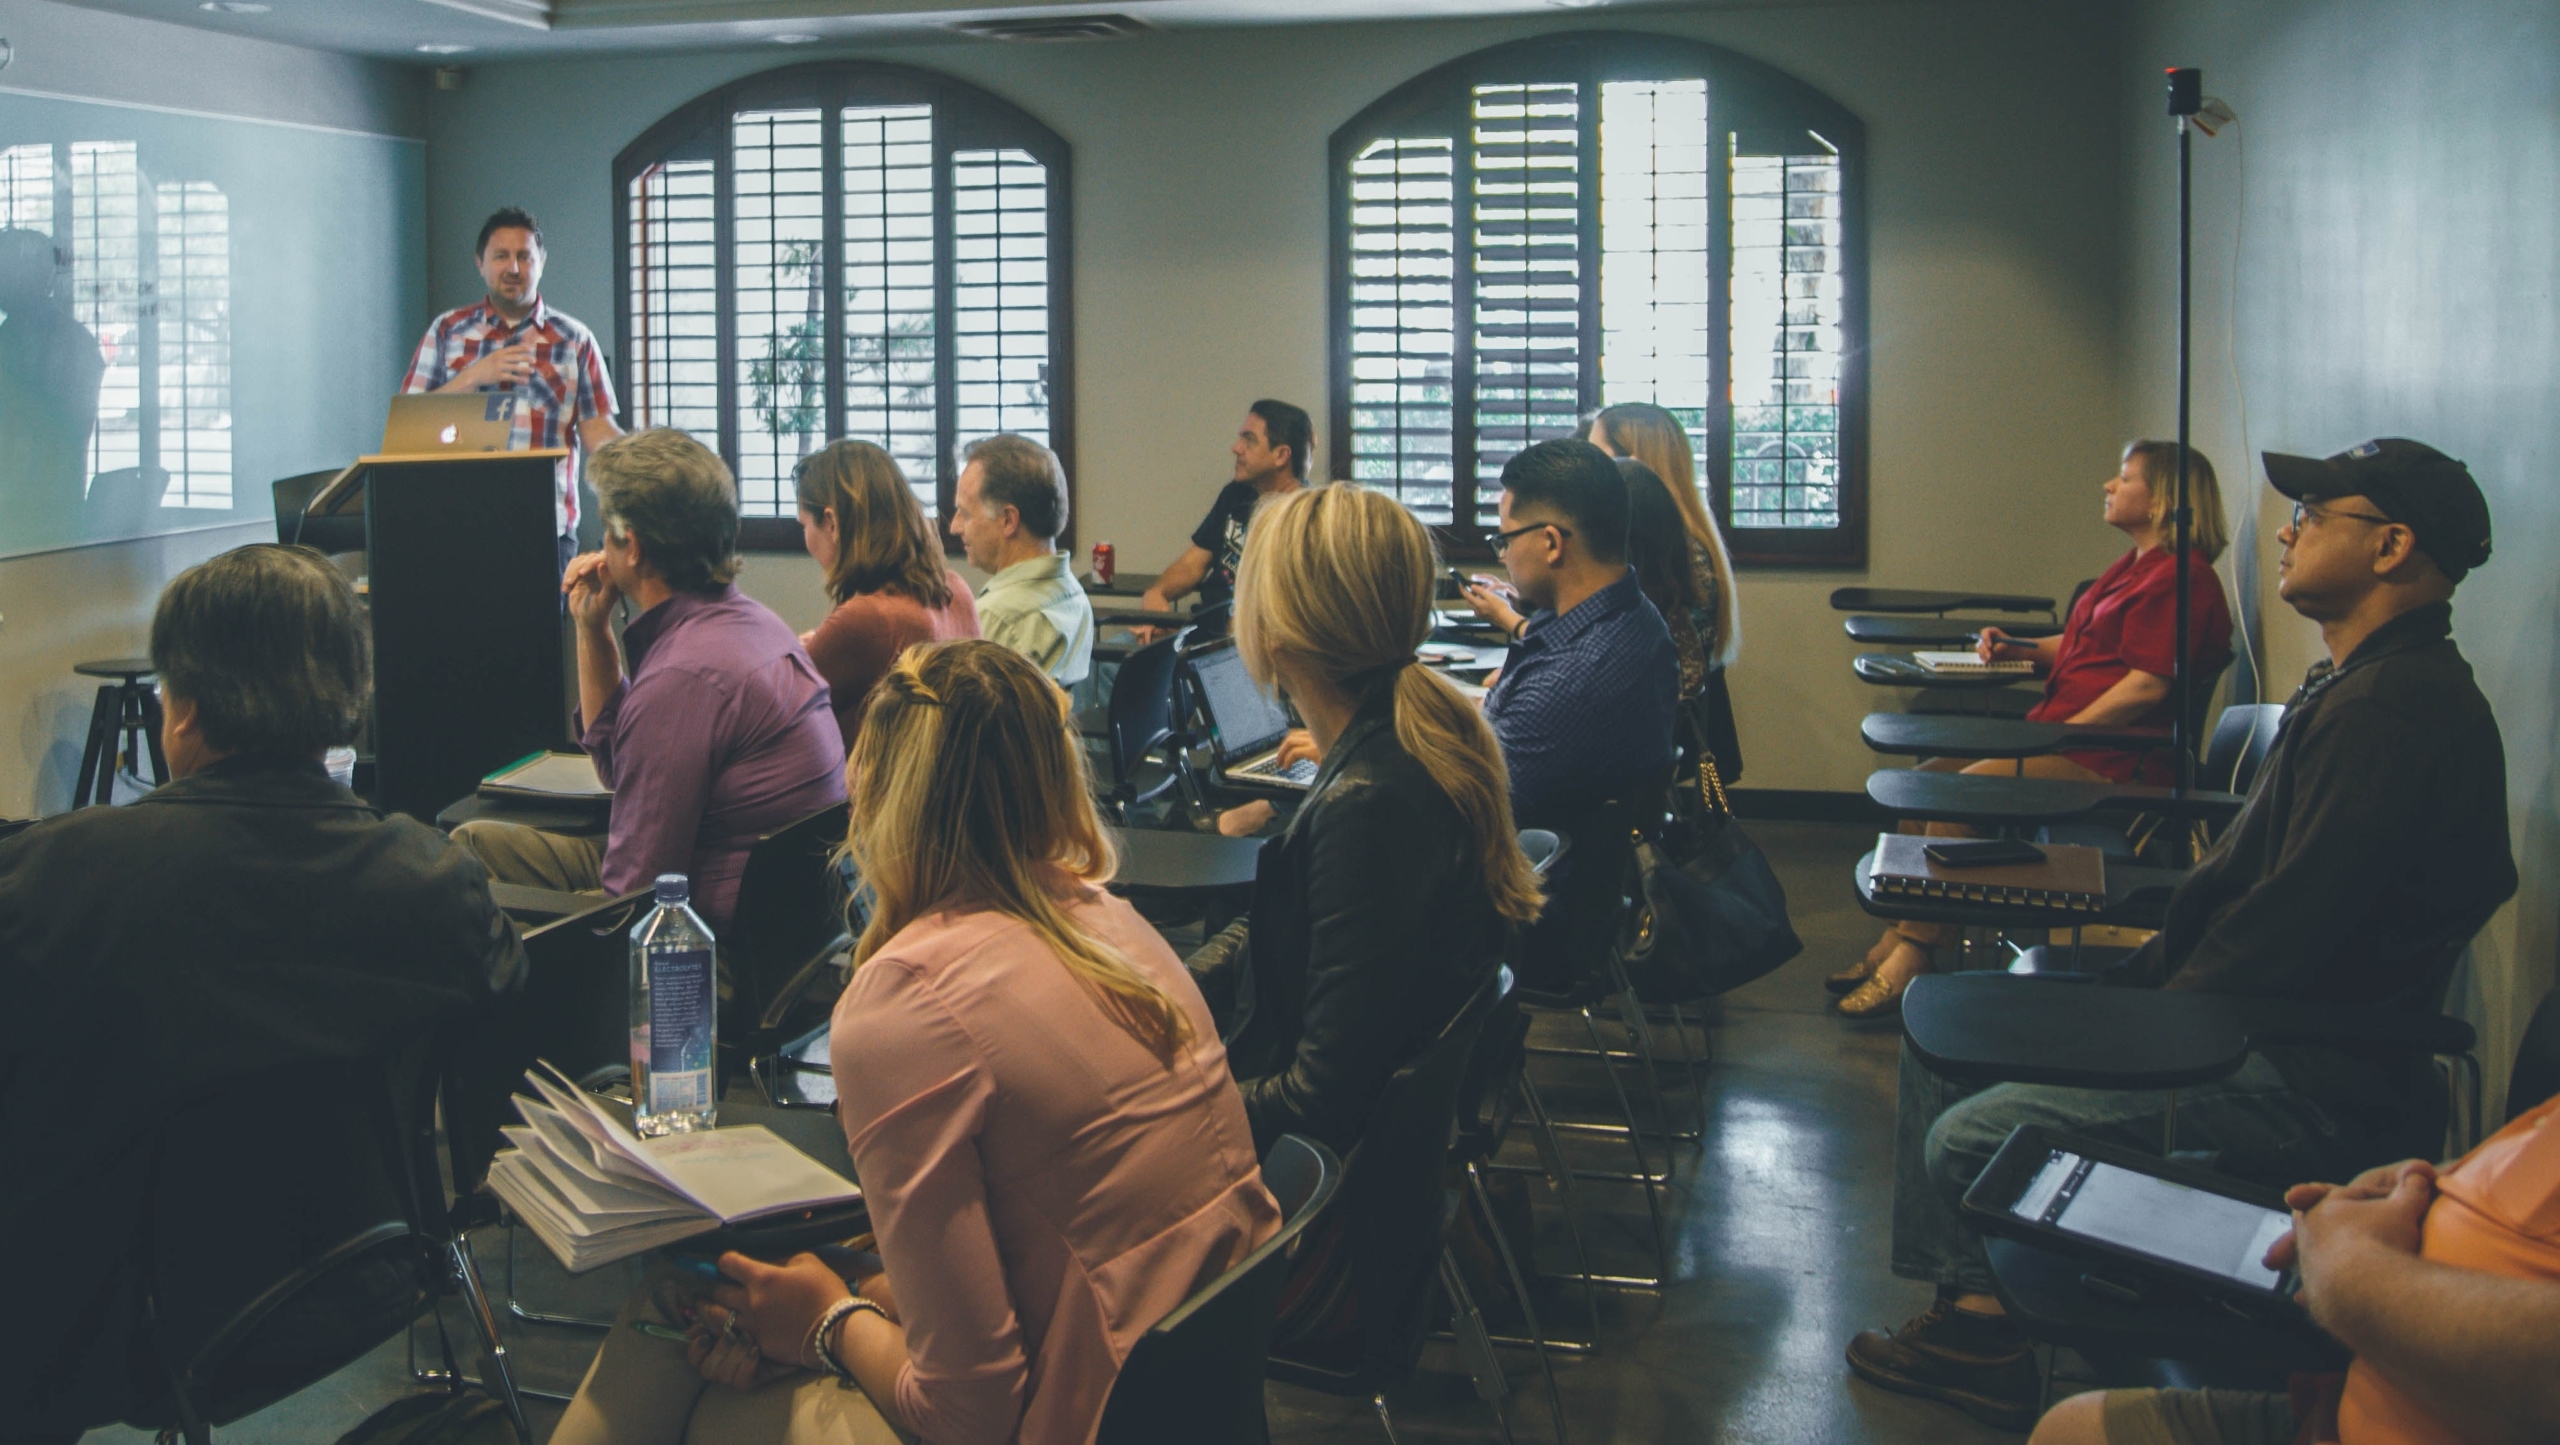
[1618,731,1801,1004]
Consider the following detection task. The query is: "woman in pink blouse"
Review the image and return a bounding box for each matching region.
[552,640,1279,1445]
[794,441,979,749]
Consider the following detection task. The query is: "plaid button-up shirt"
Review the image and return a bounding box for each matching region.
[401,296,618,536]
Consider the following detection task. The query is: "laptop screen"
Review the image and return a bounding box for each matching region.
[1190,644,1292,759]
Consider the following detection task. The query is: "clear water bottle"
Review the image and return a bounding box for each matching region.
[630,873,717,1137]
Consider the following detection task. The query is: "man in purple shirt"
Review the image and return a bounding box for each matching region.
[453,428,846,928]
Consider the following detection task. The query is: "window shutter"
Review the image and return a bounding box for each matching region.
[1345,135,1457,523]
[949,147,1051,449]
[627,158,720,440]
[1469,81,1583,531]
[1597,78,1714,505]
[1727,130,1844,530]
[840,104,938,512]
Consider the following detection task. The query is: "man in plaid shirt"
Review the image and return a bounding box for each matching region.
[401,207,622,564]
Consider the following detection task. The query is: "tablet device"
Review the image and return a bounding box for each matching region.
[1924,838,2048,869]
[1962,1125,2303,1317]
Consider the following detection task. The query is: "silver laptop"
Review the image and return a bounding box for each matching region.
[1189,641,1316,792]
[381,391,521,454]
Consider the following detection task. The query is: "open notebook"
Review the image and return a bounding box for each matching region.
[486,1063,861,1272]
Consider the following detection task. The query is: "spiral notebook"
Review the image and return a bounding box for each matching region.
[1912,651,2039,676]
[1869,833,2107,913]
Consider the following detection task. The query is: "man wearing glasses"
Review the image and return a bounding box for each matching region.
[1461,438,1678,833]
[1848,438,2518,1434]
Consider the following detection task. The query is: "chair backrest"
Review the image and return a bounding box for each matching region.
[1514,790,1660,1000]
[1094,1135,1343,1445]
[1103,636,1184,784]
[1268,966,1512,1391]
[135,1047,448,1434]
[2508,988,2560,1125]
[2202,703,2286,796]
[1517,829,1563,877]
[727,802,855,1045]
[1451,966,1528,1164]
[271,469,368,558]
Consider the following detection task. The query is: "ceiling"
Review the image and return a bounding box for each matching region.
[48,0,1879,62]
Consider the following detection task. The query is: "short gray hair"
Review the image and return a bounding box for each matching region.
[590,428,741,593]
[150,544,370,756]
[962,434,1069,541]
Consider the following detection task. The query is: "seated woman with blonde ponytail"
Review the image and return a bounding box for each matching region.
[552,640,1279,1445]
[1188,484,1545,1158]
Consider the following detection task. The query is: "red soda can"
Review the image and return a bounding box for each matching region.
[1092,542,1115,586]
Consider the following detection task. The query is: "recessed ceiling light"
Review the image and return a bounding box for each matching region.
[771,33,821,44]
[201,1,272,12]
[417,43,475,54]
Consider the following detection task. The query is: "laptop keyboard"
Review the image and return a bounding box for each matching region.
[1237,756,1318,786]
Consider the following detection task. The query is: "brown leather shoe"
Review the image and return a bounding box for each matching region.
[1845,1300,2041,1431]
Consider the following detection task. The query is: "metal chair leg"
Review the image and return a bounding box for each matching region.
[1579,1007,1670,1289]
[1439,1251,1518,1445]
[1469,1162,1572,1440]
[1371,1392,1403,1444]
[1666,1000,1710,1126]
[449,1237,536,1445]
[1519,1073,1603,1339]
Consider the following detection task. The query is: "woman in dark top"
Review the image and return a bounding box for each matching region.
[1187,484,1544,1157]
[1618,457,1720,700]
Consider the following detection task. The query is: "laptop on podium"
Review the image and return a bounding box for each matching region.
[1188,640,1317,792]
[381,391,521,454]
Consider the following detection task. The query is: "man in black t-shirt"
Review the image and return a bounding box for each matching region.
[1138,399,1311,624]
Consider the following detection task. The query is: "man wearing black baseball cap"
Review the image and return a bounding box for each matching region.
[1850,437,2517,1434]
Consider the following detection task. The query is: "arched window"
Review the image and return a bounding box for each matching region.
[1331,32,1866,565]
[616,62,1071,549]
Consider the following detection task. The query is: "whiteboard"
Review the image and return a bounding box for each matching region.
[0,89,425,559]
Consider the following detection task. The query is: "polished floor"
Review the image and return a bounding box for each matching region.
[82,820,2030,1444]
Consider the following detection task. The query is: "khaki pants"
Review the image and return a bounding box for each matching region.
[548,1272,913,1445]
[1888,753,2107,949]
[450,819,607,895]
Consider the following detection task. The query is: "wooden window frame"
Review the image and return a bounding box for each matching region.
[615,61,1075,554]
[1329,31,1868,566]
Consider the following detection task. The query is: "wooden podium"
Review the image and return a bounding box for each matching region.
[314,450,570,821]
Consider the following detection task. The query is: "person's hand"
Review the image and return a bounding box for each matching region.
[563,551,616,631]
[854,1270,902,1326]
[710,1251,853,1372]
[1976,626,2012,664]
[1461,578,1524,637]
[455,337,538,390]
[1275,729,1321,769]
[2280,1162,2435,1333]
[684,1300,798,1389]
[1218,800,1277,837]
[2264,1158,2436,1272]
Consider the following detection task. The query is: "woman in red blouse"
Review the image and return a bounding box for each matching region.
[793,441,979,749]
[1832,441,2236,1018]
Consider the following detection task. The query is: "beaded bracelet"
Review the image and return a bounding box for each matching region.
[806,1295,888,1388]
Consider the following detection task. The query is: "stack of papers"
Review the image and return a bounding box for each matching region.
[487,1063,862,1272]
[1912,650,2038,676]
[479,750,611,801]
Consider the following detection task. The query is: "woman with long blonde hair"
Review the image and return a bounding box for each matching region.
[554,640,1277,1445]
[1188,483,1543,1156]
[792,440,978,747]
[1590,401,1741,667]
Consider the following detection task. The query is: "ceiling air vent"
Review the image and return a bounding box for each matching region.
[952,14,1153,42]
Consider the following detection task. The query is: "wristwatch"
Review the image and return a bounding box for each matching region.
[806,1295,889,1387]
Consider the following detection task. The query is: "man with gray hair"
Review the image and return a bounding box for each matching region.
[454,428,845,928]
[947,432,1094,687]
[0,544,523,1440]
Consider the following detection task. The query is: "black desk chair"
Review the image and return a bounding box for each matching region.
[272,468,368,558]
[1080,635,1188,821]
[1267,968,1555,1444]
[728,802,854,1073]
[126,1047,532,1445]
[1095,1134,1342,1445]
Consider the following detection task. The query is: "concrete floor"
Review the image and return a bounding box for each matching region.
[82,820,2030,1444]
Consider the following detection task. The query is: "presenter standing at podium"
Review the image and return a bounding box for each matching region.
[401,207,622,571]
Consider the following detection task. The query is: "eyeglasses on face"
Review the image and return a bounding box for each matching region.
[2288,500,2394,533]
[1486,519,1573,551]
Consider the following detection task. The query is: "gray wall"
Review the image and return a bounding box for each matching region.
[2121,0,2559,1110]
[421,0,2135,791]
[0,0,427,816]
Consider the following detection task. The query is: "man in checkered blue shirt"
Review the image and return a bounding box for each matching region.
[401,207,622,566]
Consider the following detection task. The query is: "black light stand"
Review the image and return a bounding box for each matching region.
[2168,66,2201,805]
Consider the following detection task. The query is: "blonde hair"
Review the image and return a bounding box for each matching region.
[793,441,954,609]
[1592,403,1740,666]
[2122,440,2230,562]
[841,640,1192,1064]
[1233,486,1543,930]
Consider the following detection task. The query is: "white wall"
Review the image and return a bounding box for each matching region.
[2122,0,2560,1110]
[0,0,427,817]
[421,0,2135,793]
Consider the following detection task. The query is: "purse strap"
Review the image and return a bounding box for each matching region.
[1698,753,1731,816]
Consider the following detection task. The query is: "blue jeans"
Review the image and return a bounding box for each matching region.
[1889,1040,2345,1296]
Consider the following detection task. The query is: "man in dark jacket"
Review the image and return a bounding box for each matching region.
[0,545,524,1440]
[1847,439,2517,1432]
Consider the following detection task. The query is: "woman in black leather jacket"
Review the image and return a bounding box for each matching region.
[1187,485,1545,1157]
